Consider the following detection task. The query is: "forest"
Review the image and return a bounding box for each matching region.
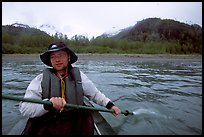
[2,18,202,54]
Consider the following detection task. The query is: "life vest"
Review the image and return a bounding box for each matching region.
[41,67,84,107]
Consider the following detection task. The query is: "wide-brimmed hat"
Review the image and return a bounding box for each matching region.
[40,41,78,67]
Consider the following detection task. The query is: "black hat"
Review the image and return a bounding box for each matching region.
[40,41,78,67]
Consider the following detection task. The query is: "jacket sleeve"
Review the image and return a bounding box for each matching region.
[19,73,48,118]
[80,71,112,107]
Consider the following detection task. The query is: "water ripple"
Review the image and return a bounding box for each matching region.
[2,55,202,135]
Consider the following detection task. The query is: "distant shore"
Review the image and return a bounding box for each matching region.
[2,53,202,64]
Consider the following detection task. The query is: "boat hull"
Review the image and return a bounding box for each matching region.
[8,98,116,135]
[83,97,116,135]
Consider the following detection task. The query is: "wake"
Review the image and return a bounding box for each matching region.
[132,108,172,119]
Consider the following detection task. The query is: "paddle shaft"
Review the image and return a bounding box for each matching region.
[2,94,133,116]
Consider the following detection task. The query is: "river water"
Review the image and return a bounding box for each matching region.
[2,54,202,135]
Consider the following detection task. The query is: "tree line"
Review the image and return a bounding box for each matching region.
[2,18,202,54]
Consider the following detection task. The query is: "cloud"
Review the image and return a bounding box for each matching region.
[2,2,202,38]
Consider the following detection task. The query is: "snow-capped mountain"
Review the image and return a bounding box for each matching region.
[100,27,122,38]
[9,23,57,35]
[38,24,61,36]
[8,22,134,39]
[9,22,64,37]
[99,26,133,38]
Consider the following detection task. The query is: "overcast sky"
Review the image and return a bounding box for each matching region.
[2,2,202,39]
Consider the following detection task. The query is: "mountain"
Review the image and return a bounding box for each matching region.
[38,24,63,36]
[2,23,53,54]
[3,23,51,37]
[2,18,202,54]
[108,18,202,44]
[95,17,202,54]
[8,22,64,36]
[11,23,30,29]
[99,26,133,38]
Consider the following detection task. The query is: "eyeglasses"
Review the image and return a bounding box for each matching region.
[50,53,67,60]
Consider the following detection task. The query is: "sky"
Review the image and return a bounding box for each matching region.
[2,2,202,39]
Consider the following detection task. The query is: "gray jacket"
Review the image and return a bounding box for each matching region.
[19,71,111,118]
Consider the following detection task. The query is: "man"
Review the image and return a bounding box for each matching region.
[19,41,121,135]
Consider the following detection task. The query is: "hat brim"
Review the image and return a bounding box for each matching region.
[40,48,78,67]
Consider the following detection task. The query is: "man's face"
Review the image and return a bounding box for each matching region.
[50,50,69,71]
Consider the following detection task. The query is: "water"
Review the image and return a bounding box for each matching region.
[2,54,202,135]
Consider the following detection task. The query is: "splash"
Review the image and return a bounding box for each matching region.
[132,108,172,119]
[132,108,157,115]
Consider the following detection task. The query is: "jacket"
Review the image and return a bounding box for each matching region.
[19,70,111,118]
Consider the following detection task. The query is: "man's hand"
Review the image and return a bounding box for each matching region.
[111,106,121,116]
[50,97,67,112]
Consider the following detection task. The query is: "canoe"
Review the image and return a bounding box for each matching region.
[7,97,116,135]
[83,97,117,135]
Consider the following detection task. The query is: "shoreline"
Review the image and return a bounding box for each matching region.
[2,53,202,57]
[2,54,202,64]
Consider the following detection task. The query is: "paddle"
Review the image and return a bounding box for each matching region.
[2,94,133,116]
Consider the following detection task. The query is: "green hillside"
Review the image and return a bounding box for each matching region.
[2,18,202,54]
